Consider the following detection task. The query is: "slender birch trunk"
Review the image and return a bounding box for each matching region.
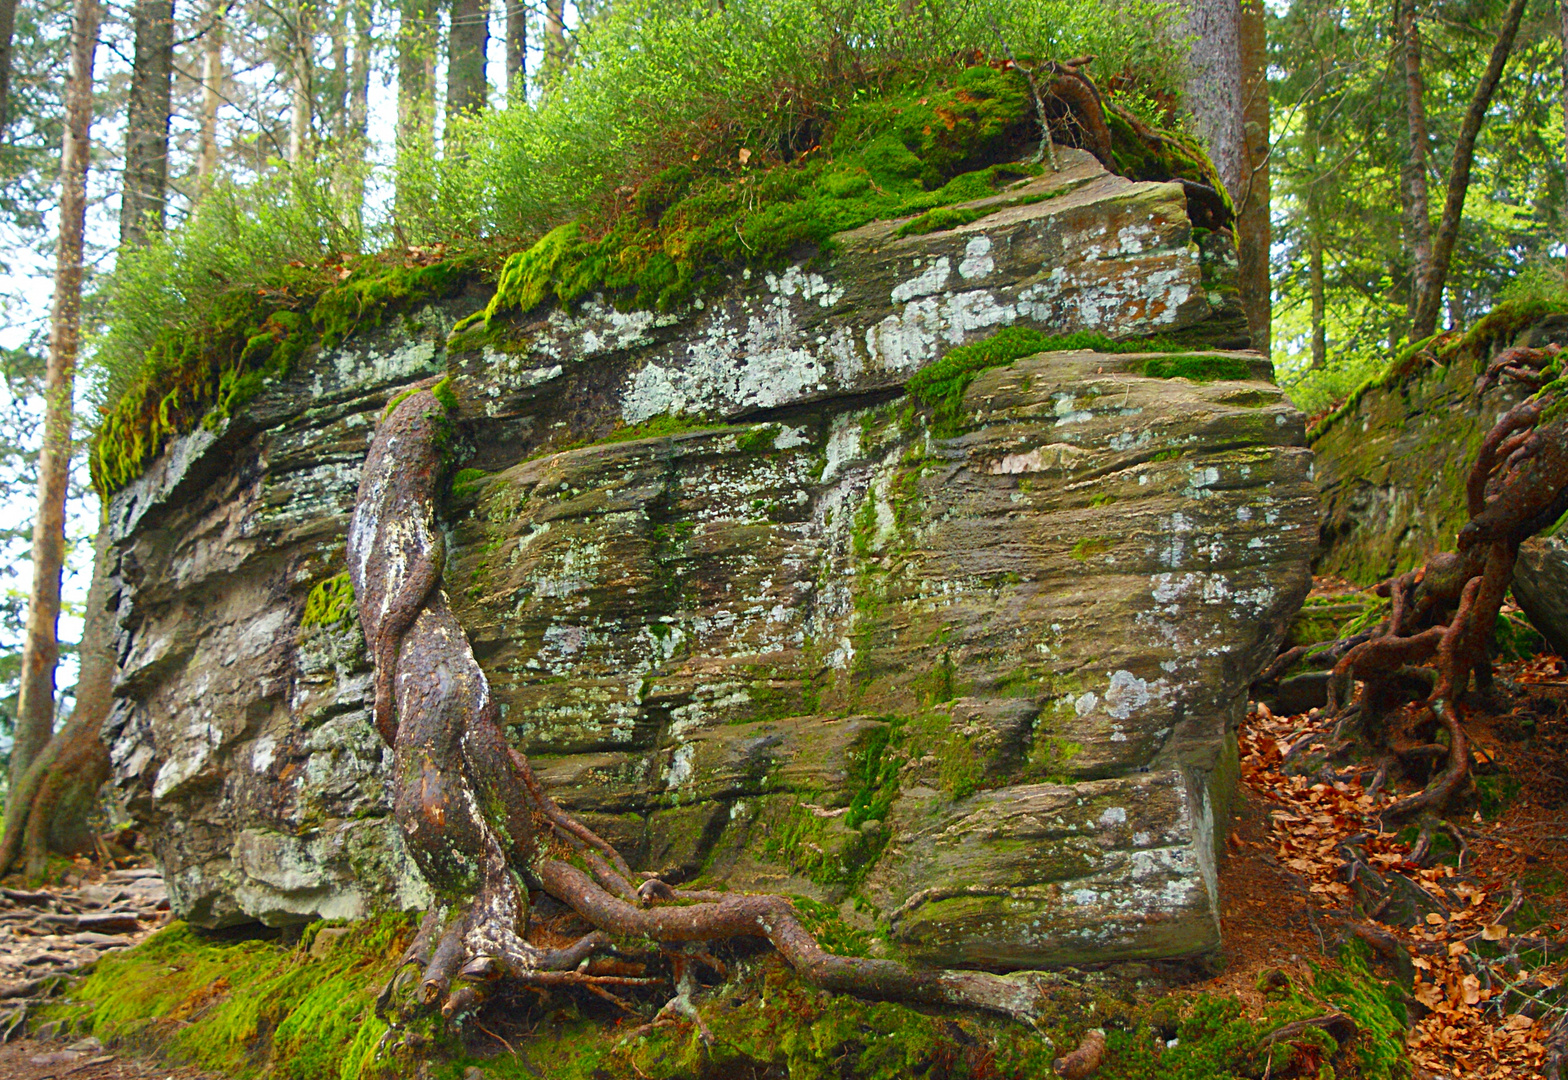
[506,0,526,101]
[289,2,315,164]
[447,0,488,119]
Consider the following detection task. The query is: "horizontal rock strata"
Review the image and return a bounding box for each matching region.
[102,149,1314,967]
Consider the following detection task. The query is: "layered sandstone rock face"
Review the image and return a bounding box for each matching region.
[103,149,1316,966]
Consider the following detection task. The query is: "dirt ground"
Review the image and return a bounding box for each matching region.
[0,1037,223,1079]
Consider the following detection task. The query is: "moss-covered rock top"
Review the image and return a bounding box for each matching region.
[90,59,1223,499]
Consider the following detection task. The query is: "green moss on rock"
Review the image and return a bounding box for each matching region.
[301,572,356,629]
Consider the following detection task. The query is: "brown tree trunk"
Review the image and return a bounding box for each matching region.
[1177,0,1246,202]
[288,1,315,164]
[0,521,114,878]
[10,0,97,814]
[337,0,373,227]
[196,5,224,192]
[1400,0,1433,333]
[1560,0,1568,259]
[0,0,18,131]
[1236,0,1270,353]
[1309,225,1327,369]
[1305,99,1326,370]
[396,0,436,217]
[1410,0,1528,340]
[506,0,526,101]
[121,0,174,246]
[543,0,567,83]
[447,0,488,119]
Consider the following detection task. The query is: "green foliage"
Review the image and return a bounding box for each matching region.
[480,66,1051,322]
[845,718,904,830]
[596,414,726,445]
[91,227,470,496]
[1312,942,1411,1080]
[449,468,488,501]
[46,916,413,1079]
[1269,0,1568,385]
[785,896,873,957]
[301,573,356,629]
[404,0,1189,247]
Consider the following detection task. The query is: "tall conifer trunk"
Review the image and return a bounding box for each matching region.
[1401,0,1433,333]
[1237,0,1270,353]
[543,0,567,82]
[289,1,315,164]
[506,0,526,101]
[447,0,488,119]
[121,0,174,246]
[396,0,437,219]
[8,0,98,835]
[1177,0,1246,201]
[0,0,18,130]
[196,5,225,192]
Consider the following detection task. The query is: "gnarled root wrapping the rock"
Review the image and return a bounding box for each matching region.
[348,388,1054,1035]
[1265,345,1568,825]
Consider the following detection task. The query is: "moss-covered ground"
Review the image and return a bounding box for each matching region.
[40,916,1413,1080]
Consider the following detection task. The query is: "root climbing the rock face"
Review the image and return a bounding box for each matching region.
[347,387,1056,1040]
[1262,344,1568,826]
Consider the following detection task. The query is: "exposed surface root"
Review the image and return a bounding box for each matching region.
[348,389,1056,1044]
[1259,346,1568,824]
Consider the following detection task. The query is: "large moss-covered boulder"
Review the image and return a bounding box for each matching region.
[101,148,1315,967]
[1310,306,1568,584]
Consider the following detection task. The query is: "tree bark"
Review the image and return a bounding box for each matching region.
[543,0,567,83]
[506,0,526,101]
[11,0,97,809]
[1400,0,1433,333]
[1236,0,1270,353]
[396,0,437,217]
[1560,0,1568,258]
[1410,0,1528,340]
[196,4,224,192]
[447,0,488,120]
[1177,0,1246,202]
[0,0,18,131]
[0,521,114,878]
[121,0,175,247]
[288,1,315,164]
[1309,222,1326,369]
[336,0,373,227]
[1305,98,1326,370]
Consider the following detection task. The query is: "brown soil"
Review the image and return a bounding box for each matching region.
[0,1037,224,1079]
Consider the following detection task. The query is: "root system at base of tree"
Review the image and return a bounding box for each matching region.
[346,387,1057,1043]
[1257,343,1568,827]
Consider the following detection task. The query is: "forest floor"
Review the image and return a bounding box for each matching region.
[0,1036,224,1079]
[1199,628,1568,1078]
[6,605,1568,1078]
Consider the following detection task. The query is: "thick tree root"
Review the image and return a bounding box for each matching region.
[1263,347,1568,824]
[349,388,1056,1038]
